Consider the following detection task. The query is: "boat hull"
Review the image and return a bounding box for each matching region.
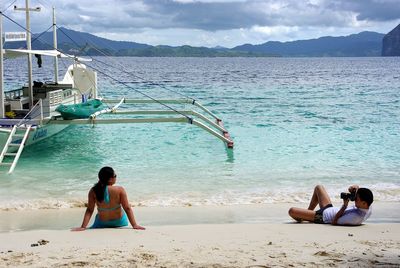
[0,123,69,153]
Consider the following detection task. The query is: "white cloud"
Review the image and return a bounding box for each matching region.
[251,26,299,37]
[1,0,399,47]
[78,15,91,22]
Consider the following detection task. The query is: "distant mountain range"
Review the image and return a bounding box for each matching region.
[5,27,386,57]
[24,27,271,57]
[233,31,384,57]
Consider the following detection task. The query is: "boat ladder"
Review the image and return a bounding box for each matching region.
[0,125,32,174]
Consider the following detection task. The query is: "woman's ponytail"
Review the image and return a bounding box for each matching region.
[92,166,115,202]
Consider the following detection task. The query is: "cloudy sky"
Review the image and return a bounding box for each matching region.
[2,0,400,48]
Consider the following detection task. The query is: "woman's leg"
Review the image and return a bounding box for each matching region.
[307,185,332,210]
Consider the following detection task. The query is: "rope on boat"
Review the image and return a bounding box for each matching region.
[1,0,16,13]
[85,65,194,123]
[0,12,106,108]
[53,27,195,122]
[55,26,197,102]
[0,12,204,126]
[31,24,53,47]
[35,22,194,122]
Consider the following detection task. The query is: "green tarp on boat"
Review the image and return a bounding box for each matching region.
[55,99,105,120]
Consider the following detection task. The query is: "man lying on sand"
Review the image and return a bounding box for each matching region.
[288,184,373,225]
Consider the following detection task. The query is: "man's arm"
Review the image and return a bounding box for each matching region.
[333,185,360,225]
[332,198,349,225]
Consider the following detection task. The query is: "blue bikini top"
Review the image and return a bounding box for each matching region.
[97,186,121,212]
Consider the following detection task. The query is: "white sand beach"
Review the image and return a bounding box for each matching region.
[0,223,399,267]
[0,203,399,267]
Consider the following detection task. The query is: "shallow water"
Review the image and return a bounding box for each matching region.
[0,57,399,209]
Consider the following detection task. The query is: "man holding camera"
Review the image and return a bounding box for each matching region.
[288,185,373,225]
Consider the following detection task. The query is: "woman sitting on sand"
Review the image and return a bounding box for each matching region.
[72,166,145,231]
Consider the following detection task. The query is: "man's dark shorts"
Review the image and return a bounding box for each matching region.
[314,204,333,224]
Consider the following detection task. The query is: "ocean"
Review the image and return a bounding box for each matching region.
[0,57,399,210]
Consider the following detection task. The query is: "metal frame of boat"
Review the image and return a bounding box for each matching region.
[0,2,233,174]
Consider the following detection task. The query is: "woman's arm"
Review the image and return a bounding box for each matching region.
[120,187,145,230]
[72,189,96,231]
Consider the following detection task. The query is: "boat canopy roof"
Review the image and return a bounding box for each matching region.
[3,49,92,62]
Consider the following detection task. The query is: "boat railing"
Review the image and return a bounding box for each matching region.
[0,98,43,127]
[4,88,25,100]
[15,99,43,127]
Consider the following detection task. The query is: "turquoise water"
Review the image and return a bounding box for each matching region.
[0,57,399,209]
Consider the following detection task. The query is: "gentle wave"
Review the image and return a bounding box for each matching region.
[0,199,87,211]
[1,186,399,211]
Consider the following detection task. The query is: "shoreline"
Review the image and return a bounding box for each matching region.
[0,202,399,233]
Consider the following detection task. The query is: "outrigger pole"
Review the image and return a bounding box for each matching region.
[48,117,233,146]
[102,98,234,148]
[49,98,234,147]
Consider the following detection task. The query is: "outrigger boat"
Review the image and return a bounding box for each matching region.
[0,2,233,174]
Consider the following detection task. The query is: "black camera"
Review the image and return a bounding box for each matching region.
[340,192,356,201]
